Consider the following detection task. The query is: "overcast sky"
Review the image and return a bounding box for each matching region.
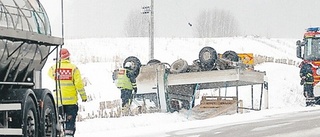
[41,0,320,39]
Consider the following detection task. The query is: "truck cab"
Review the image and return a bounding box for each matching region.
[296,27,320,99]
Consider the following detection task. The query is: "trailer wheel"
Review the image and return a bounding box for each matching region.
[170,59,188,73]
[41,95,57,137]
[123,56,141,78]
[147,59,161,65]
[222,50,239,62]
[23,96,39,137]
[199,46,217,71]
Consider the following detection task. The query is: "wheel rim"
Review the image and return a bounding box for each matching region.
[203,51,212,61]
[44,108,54,136]
[26,110,36,136]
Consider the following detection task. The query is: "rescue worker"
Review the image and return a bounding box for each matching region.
[48,48,87,137]
[116,62,137,115]
[299,63,315,106]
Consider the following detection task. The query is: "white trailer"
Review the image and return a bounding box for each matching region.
[135,63,268,113]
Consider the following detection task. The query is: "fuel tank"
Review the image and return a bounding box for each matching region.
[0,0,59,84]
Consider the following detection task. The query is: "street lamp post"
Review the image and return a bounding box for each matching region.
[141,0,154,60]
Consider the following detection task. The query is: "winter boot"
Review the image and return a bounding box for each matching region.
[121,104,130,116]
[306,97,315,107]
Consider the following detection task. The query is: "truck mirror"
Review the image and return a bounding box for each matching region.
[296,40,301,46]
[296,46,302,59]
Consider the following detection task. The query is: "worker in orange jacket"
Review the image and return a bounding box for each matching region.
[48,48,87,137]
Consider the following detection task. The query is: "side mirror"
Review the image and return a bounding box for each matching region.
[296,46,302,59]
[296,40,301,46]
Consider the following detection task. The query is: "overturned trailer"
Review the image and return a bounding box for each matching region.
[136,64,268,113]
[0,1,63,136]
[122,47,268,113]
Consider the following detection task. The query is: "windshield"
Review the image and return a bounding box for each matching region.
[304,38,320,60]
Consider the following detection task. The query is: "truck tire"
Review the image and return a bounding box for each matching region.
[33,89,57,137]
[123,56,141,78]
[199,46,217,71]
[41,95,57,137]
[147,59,161,65]
[170,59,188,73]
[34,89,58,137]
[222,50,239,62]
[22,96,39,137]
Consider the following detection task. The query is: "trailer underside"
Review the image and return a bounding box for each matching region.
[135,64,267,113]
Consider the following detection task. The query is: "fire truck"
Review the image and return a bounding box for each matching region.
[296,27,320,103]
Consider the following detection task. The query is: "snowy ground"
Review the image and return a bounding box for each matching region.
[72,62,312,137]
[41,37,312,136]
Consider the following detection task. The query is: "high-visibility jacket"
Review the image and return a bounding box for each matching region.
[300,64,314,85]
[48,59,87,105]
[116,68,136,90]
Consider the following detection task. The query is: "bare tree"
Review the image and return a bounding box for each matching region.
[195,9,239,38]
[123,10,149,37]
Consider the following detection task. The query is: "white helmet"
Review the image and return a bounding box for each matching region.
[124,62,133,68]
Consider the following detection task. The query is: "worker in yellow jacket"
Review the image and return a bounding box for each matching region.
[48,48,87,137]
[116,62,137,115]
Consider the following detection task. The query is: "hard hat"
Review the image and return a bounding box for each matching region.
[60,48,70,59]
[124,62,133,68]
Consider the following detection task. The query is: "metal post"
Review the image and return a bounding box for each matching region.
[251,84,254,109]
[236,81,239,113]
[149,0,154,60]
[157,65,167,112]
[141,0,154,61]
[61,0,64,39]
[259,83,264,110]
[264,75,269,109]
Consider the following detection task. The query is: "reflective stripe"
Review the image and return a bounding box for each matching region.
[61,97,75,101]
[60,83,74,86]
[55,96,78,105]
[132,83,137,88]
[78,88,85,92]
[305,82,313,84]
[78,88,87,100]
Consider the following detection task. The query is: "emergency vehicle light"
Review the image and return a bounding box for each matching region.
[307,27,320,32]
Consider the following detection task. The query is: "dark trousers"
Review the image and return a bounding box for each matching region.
[59,105,79,136]
[121,89,133,107]
[304,84,314,98]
